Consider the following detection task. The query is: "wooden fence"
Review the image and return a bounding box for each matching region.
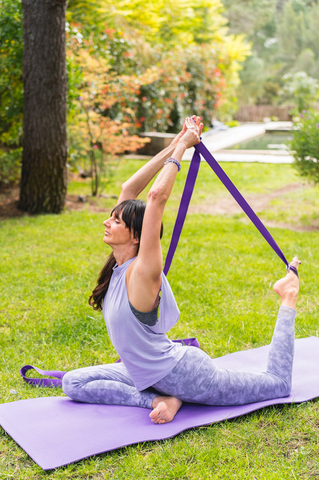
[234,105,293,122]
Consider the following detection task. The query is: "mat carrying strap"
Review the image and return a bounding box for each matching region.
[20,365,66,388]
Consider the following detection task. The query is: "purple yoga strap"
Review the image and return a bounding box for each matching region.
[20,338,200,387]
[163,150,201,275]
[163,141,298,277]
[20,365,66,388]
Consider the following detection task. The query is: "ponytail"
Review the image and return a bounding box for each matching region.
[88,252,116,311]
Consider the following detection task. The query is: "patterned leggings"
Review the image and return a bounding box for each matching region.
[62,306,295,408]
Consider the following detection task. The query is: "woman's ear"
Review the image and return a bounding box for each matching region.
[132,232,139,245]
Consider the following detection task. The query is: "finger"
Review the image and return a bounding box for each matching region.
[199,122,203,136]
[186,117,196,130]
[181,121,187,133]
[187,116,198,130]
[185,117,191,128]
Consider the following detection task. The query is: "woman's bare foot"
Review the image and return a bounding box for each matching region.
[273,257,301,309]
[149,395,182,424]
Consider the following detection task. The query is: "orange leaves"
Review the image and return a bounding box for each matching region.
[68,31,156,160]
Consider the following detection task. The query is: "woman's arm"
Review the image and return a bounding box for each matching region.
[127,117,203,312]
[117,122,188,205]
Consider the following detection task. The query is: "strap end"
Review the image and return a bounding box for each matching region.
[287,264,299,278]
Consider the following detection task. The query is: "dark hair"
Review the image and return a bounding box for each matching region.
[88,199,163,311]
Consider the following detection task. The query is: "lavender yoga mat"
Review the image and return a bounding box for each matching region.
[1,336,319,471]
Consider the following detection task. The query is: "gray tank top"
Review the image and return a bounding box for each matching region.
[129,300,158,326]
[103,257,186,391]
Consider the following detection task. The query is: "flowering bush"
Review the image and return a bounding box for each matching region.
[290,109,319,183]
[136,45,226,132]
[67,27,152,195]
[0,0,249,189]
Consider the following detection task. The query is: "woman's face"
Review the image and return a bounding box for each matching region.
[103,212,135,247]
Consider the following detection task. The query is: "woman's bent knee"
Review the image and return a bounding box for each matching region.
[62,371,78,398]
[282,380,292,398]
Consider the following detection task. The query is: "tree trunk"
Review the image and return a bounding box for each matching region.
[19,0,68,214]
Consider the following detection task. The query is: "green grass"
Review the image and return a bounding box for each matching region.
[68,159,302,202]
[0,161,319,479]
[68,159,319,229]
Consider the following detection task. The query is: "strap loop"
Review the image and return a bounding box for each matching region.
[20,365,65,388]
[287,264,299,277]
[164,141,292,276]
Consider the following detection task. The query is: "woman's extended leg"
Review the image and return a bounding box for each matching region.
[150,258,300,424]
[62,362,156,409]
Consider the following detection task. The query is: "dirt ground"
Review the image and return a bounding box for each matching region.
[188,182,317,232]
[0,188,117,219]
[189,183,302,216]
[0,183,316,232]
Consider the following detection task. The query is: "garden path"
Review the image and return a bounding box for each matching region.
[183,121,294,164]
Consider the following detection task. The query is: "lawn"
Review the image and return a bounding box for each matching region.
[0,160,319,479]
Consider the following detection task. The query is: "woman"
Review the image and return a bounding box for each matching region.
[63,116,300,424]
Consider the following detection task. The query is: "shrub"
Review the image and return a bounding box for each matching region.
[290,109,319,183]
[0,148,22,189]
[282,72,319,114]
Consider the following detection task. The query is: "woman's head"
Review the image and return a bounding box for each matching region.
[103,199,163,253]
[89,199,163,311]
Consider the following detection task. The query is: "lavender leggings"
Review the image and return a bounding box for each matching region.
[62,306,295,408]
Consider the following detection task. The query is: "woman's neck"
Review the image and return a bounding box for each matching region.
[112,247,137,266]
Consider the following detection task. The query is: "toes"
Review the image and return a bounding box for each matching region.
[149,409,159,420]
[150,409,160,417]
[290,257,301,268]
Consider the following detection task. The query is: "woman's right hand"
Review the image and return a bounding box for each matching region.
[179,116,203,149]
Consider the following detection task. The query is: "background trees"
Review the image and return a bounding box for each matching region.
[19,0,68,214]
[224,0,319,110]
[0,0,248,195]
[2,0,319,196]
[0,0,23,187]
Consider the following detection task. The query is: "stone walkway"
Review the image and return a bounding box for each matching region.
[183,121,294,164]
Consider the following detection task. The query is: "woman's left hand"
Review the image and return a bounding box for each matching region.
[170,116,203,147]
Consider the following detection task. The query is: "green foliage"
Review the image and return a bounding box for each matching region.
[68,0,229,48]
[223,0,276,37]
[0,0,249,186]
[135,45,227,132]
[66,0,249,126]
[224,0,319,108]
[290,109,319,184]
[0,147,22,187]
[0,0,23,150]
[0,0,23,187]
[66,26,155,196]
[282,72,319,113]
